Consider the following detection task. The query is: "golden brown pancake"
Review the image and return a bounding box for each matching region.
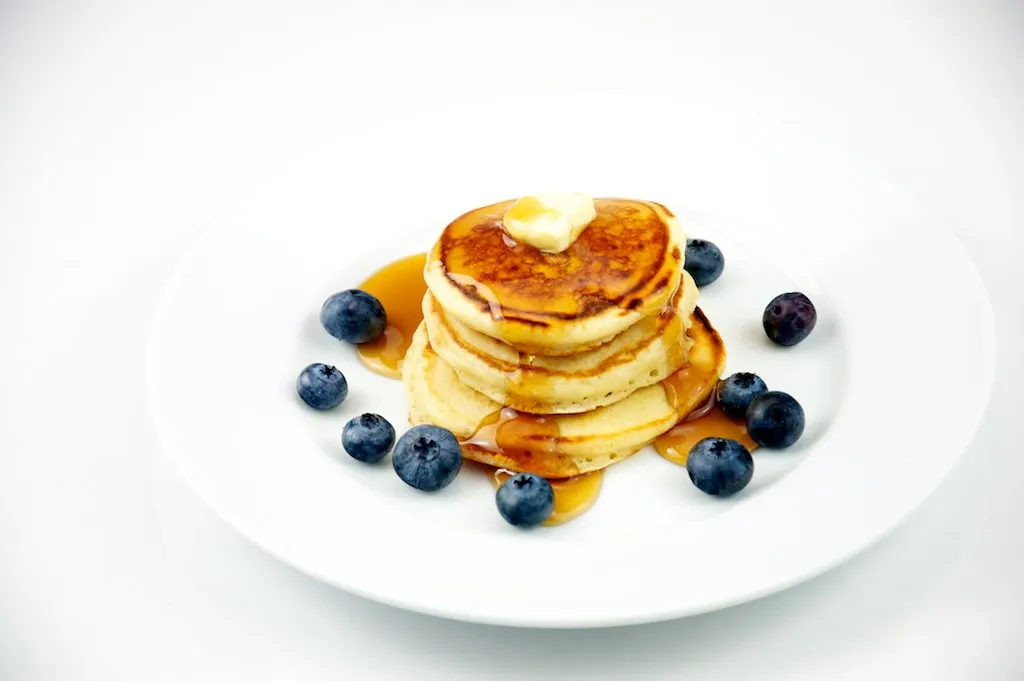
[423,198,685,355]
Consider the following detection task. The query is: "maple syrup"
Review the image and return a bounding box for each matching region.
[654,305,756,466]
[660,363,711,415]
[502,352,554,407]
[662,308,689,376]
[654,390,758,466]
[659,309,720,414]
[356,252,428,379]
[460,409,603,524]
[490,468,604,526]
[461,407,560,463]
[446,272,506,321]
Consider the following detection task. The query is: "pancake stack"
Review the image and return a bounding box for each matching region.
[404,198,727,479]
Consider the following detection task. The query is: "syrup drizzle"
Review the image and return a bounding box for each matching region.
[503,351,553,407]
[355,252,428,379]
[654,389,758,466]
[656,305,757,466]
[447,272,506,321]
[461,407,560,462]
[461,409,604,526]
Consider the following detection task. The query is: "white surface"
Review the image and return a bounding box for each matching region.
[1,0,1022,676]
[147,109,992,626]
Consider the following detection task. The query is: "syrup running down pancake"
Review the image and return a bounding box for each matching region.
[404,308,726,479]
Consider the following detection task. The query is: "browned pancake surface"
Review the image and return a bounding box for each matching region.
[438,198,680,326]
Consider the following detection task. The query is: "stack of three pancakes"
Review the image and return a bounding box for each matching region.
[404,198,726,479]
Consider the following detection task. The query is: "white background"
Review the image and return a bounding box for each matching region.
[1,1,1022,679]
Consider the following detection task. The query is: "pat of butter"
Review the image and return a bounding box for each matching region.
[502,193,597,253]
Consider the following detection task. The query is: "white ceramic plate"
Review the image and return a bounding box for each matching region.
[147,102,995,627]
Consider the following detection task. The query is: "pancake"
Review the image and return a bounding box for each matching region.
[424,198,685,356]
[404,307,727,479]
[422,270,701,414]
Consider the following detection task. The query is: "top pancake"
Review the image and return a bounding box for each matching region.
[424,198,685,355]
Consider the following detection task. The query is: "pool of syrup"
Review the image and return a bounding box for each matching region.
[355,252,428,379]
[459,408,606,525]
[490,468,604,526]
[654,391,758,466]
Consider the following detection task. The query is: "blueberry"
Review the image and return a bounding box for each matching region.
[342,413,396,463]
[392,425,462,491]
[763,292,817,346]
[296,363,348,410]
[496,473,555,528]
[717,372,769,420]
[320,289,387,344]
[686,438,754,496]
[746,391,805,448]
[684,239,725,287]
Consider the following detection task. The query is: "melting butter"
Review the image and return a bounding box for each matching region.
[502,193,596,253]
